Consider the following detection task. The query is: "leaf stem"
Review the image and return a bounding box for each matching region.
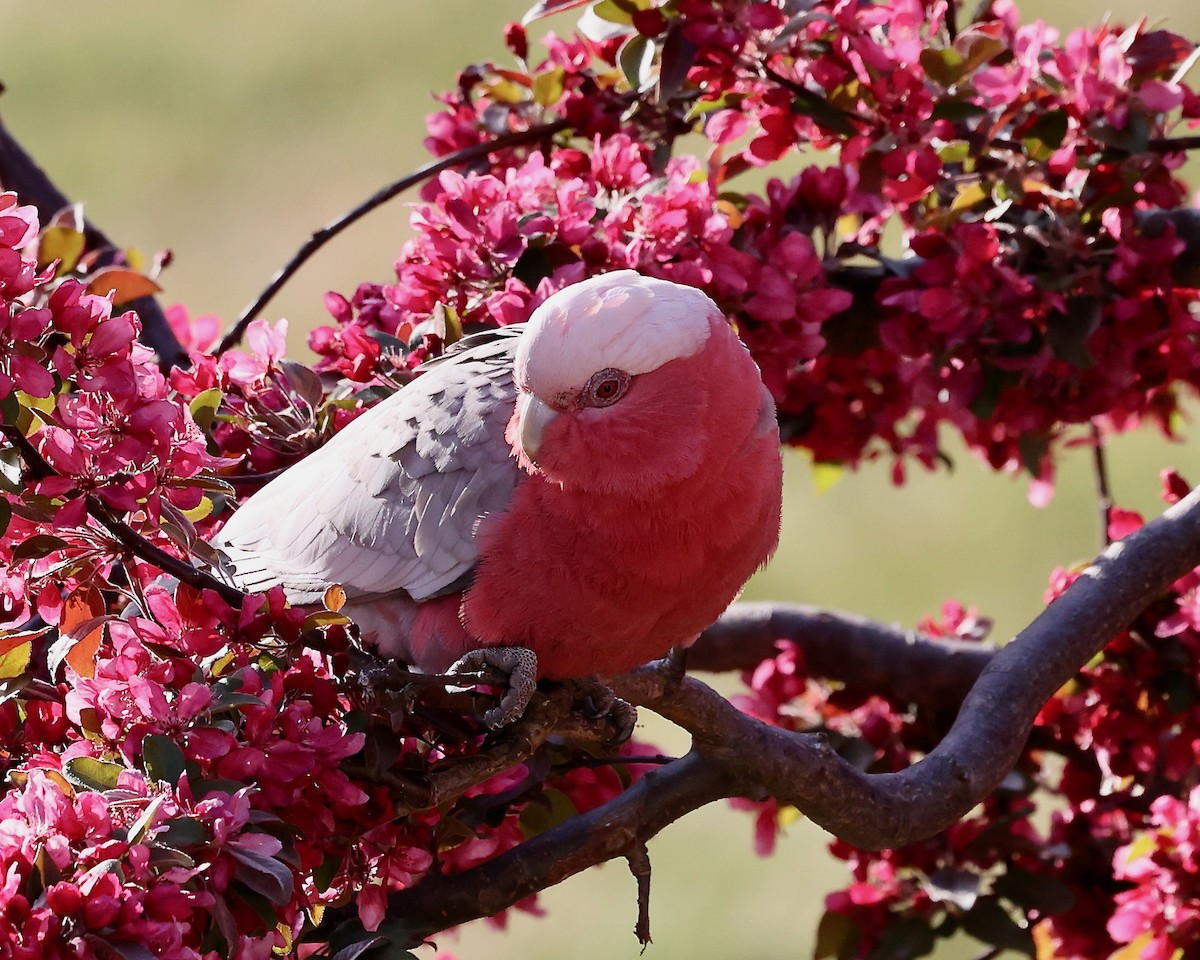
[1090,420,1113,548]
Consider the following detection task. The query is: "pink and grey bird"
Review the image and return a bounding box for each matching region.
[213,271,782,708]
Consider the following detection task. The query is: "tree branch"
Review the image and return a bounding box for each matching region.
[218,119,570,355]
[691,602,991,708]
[386,751,738,939]
[372,483,1200,941]
[0,423,245,606]
[633,482,1200,849]
[371,684,622,816]
[0,112,187,369]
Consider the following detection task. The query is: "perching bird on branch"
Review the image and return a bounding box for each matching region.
[212,271,783,724]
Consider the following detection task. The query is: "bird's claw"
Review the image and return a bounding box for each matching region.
[570,677,637,744]
[448,646,538,729]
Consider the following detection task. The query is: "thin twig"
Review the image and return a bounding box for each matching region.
[0,424,246,606]
[86,499,246,606]
[1148,135,1200,153]
[552,754,678,771]
[627,843,653,949]
[218,119,569,355]
[1090,420,1113,547]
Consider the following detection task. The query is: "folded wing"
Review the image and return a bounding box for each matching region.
[213,328,524,603]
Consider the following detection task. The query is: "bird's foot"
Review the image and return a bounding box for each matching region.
[448,645,539,729]
[569,676,637,744]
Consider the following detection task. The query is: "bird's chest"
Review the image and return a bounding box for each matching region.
[463,458,777,678]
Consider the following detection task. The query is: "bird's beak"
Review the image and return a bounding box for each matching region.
[518,393,558,463]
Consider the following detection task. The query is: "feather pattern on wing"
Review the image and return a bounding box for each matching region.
[212,327,524,604]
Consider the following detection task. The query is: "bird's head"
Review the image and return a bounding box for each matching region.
[509,270,762,496]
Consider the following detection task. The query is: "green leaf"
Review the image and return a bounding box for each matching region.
[0,637,31,682]
[312,854,342,894]
[957,32,1006,75]
[0,446,22,493]
[618,33,655,93]
[961,897,1034,955]
[63,756,124,792]
[0,391,19,428]
[156,816,209,848]
[429,301,462,347]
[937,141,970,164]
[931,99,988,122]
[189,388,224,433]
[920,47,964,87]
[992,866,1076,917]
[211,691,266,710]
[1017,431,1050,478]
[193,777,249,798]
[9,534,70,563]
[1023,109,1069,161]
[593,0,636,25]
[512,246,555,291]
[791,89,859,136]
[38,226,87,275]
[126,795,166,845]
[866,917,937,960]
[142,734,187,787]
[532,67,565,106]
[303,610,353,630]
[815,909,861,959]
[519,788,578,838]
[812,460,845,493]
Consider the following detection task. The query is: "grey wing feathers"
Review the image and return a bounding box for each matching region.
[212,327,525,604]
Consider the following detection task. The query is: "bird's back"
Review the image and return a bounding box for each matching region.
[213,328,525,613]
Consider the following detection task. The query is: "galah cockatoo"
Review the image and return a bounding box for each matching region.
[213,271,783,723]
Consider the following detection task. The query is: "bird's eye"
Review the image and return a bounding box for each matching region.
[584,368,630,407]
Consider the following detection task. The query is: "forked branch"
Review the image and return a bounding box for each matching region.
[379,482,1200,942]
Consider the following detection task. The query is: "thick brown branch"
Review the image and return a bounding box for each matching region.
[385,751,737,939]
[692,602,992,708]
[218,119,570,354]
[0,112,187,369]
[371,483,1200,941]
[638,483,1200,850]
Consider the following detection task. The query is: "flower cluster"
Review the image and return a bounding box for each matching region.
[0,199,660,957]
[306,0,1200,490]
[5,0,1200,954]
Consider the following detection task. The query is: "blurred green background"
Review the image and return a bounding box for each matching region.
[4,2,1200,957]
